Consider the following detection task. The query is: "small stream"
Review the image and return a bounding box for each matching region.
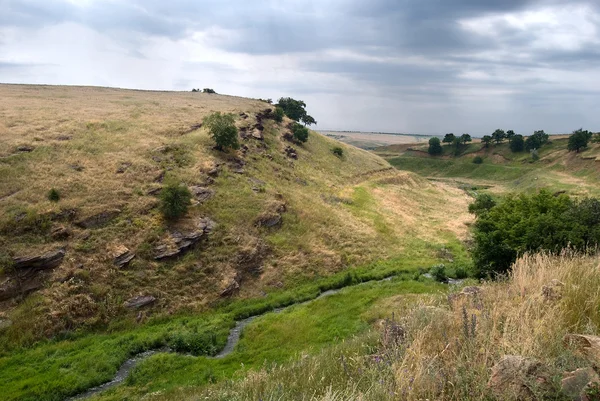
[67,279,389,400]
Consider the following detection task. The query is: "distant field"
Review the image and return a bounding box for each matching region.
[319,131,434,149]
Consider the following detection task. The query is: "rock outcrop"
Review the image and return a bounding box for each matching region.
[124,295,156,309]
[113,245,135,268]
[154,218,216,261]
[487,355,552,400]
[561,367,600,401]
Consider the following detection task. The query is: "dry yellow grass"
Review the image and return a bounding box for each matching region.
[0,84,472,337]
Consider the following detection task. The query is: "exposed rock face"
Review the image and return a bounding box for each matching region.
[251,129,264,140]
[284,146,298,159]
[220,279,240,297]
[154,218,215,261]
[542,279,565,302]
[13,248,66,270]
[124,295,156,309]
[113,245,135,268]
[50,225,71,240]
[564,334,600,366]
[189,186,214,202]
[0,249,66,301]
[76,209,121,229]
[255,213,281,228]
[561,367,600,401]
[488,355,552,400]
[16,145,34,152]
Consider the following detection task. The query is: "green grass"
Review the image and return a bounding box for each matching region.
[0,255,448,401]
[90,278,443,400]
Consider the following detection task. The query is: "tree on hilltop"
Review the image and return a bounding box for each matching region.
[506,130,516,143]
[428,137,443,155]
[442,133,456,144]
[568,128,591,153]
[460,133,472,145]
[510,134,525,152]
[482,135,492,148]
[492,129,506,144]
[276,97,316,126]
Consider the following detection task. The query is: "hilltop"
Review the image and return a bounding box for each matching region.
[0,85,471,343]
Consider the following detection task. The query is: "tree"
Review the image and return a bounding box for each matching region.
[481,135,492,148]
[276,97,315,125]
[506,130,516,143]
[568,129,590,153]
[510,134,525,152]
[202,88,216,94]
[460,133,472,145]
[492,129,506,144]
[203,112,239,151]
[159,181,192,220]
[525,130,549,152]
[301,115,317,126]
[428,137,443,155]
[274,107,285,123]
[442,133,456,144]
[292,122,309,143]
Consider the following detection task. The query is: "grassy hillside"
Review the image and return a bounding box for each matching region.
[0,85,479,400]
[376,138,600,197]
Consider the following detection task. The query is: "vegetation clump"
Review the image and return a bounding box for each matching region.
[472,156,483,164]
[428,137,443,155]
[471,189,600,276]
[47,188,60,202]
[274,106,285,123]
[525,130,549,151]
[292,122,309,143]
[510,134,525,152]
[203,112,239,151]
[276,97,316,126]
[159,181,192,220]
[332,146,344,157]
[568,128,592,153]
[202,88,216,94]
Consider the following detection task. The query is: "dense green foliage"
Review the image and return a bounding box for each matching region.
[276,97,315,126]
[460,133,472,145]
[525,130,549,151]
[481,135,492,148]
[506,130,516,143]
[274,107,285,123]
[332,146,344,157]
[47,188,60,202]
[203,112,239,151]
[510,134,525,152]
[471,190,600,276]
[568,129,592,153]
[292,122,309,143]
[492,129,506,144]
[159,181,192,220]
[472,156,483,164]
[442,133,455,144]
[468,193,496,217]
[428,137,443,155]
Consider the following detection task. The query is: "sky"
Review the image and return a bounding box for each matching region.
[1,0,599,135]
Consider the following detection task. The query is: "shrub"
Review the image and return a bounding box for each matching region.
[332,147,344,157]
[202,88,216,94]
[429,264,448,283]
[452,264,469,279]
[274,107,284,123]
[472,156,483,164]
[468,193,496,217]
[159,181,192,220]
[510,134,525,152]
[428,137,443,155]
[292,123,309,143]
[203,112,239,151]
[472,190,600,277]
[48,188,60,202]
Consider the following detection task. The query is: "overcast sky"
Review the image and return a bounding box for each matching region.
[1,0,599,135]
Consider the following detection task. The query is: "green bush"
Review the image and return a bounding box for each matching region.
[48,188,60,202]
[203,112,239,151]
[274,107,285,123]
[292,123,309,143]
[472,190,600,277]
[159,181,192,220]
[510,134,525,152]
[452,264,469,279]
[332,146,344,157]
[468,193,496,217]
[429,264,448,282]
[472,156,483,164]
[428,137,443,155]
